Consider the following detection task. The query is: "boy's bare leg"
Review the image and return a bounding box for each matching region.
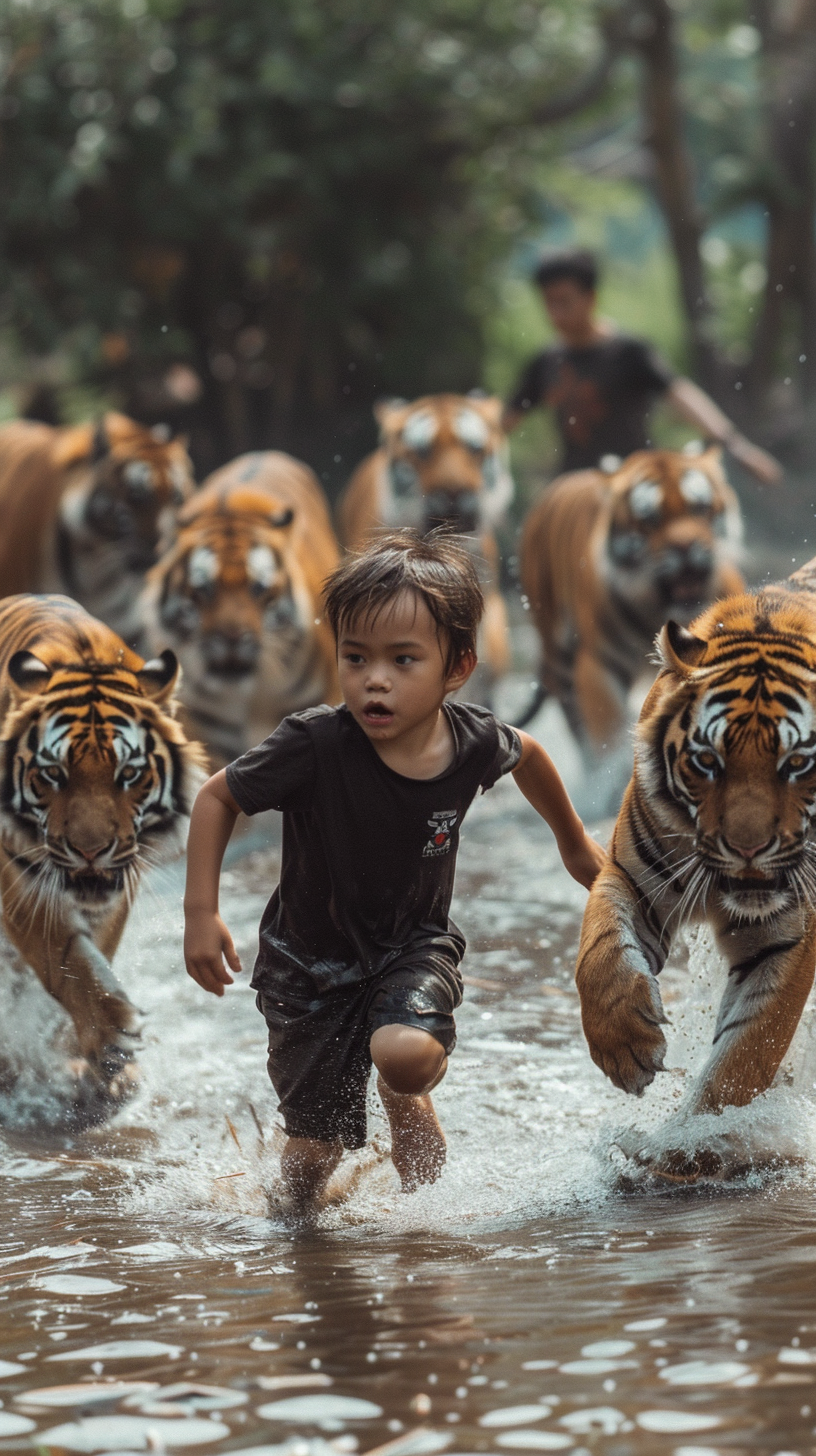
[371,1025,448,1192]
[280,1136,343,1208]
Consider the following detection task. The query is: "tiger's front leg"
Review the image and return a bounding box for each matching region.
[1,876,142,1105]
[692,908,816,1112]
[576,859,669,1095]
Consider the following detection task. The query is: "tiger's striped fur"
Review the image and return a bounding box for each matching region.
[0,594,206,1123]
[0,414,194,646]
[519,448,744,755]
[140,451,341,767]
[576,558,816,1145]
[338,395,513,704]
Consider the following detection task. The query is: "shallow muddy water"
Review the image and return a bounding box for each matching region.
[0,692,815,1456]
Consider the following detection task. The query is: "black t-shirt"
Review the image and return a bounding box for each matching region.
[225,702,522,995]
[508,335,675,472]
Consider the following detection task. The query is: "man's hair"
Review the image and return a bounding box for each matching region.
[324,529,483,672]
[533,248,598,294]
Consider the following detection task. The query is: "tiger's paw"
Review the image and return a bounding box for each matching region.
[614,1129,725,1185]
[98,1037,142,1107]
[584,972,667,1096]
[64,1036,141,1129]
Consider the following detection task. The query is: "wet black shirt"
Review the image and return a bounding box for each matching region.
[508,335,675,471]
[225,702,522,994]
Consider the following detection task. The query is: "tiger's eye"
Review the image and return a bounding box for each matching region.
[695,750,718,770]
[789,753,807,770]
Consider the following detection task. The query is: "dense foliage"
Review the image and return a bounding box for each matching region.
[1,0,814,482]
[0,0,604,477]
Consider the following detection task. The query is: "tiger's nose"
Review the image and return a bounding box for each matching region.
[723,836,773,860]
[67,841,111,865]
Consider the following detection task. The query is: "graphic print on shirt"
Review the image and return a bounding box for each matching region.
[423,809,458,857]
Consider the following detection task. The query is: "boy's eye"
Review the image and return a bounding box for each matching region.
[395,654,415,666]
[344,652,364,664]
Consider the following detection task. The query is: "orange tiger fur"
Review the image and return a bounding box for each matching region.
[337,395,514,700]
[140,451,341,766]
[0,594,205,1126]
[576,557,816,1177]
[0,413,194,646]
[519,448,744,754]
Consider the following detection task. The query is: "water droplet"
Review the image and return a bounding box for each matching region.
[16,1383,159,1409]
[636,1411,721,1433]
[48,1342,184,1363]
[257,1396,383,1421]
[496,1433,573,1450]
[659,1360,749,1385]
[36,1415,228,1449]
[34,1275,126,1296]
[480,1406,551,1428]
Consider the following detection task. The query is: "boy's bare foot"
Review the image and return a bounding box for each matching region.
[280,1136,343,1210]
[377,1076,446,1191]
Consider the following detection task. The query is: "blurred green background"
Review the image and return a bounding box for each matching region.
[1,0,814,548]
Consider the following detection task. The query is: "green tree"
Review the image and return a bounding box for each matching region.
[0,0,608,482]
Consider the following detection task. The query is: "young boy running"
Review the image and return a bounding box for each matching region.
[183,531,605,1208]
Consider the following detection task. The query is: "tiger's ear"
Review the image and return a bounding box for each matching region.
[136,649,179,701]
[269,506,294,529]
[373,397,408,438]
[469,394,503,428]
[657,620,707,674]
[7,652,52,695]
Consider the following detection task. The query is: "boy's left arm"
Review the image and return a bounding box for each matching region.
[511,731,606,890]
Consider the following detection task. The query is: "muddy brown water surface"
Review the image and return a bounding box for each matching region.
[0,698,815,1456]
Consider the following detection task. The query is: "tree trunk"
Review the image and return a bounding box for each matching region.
[631,0,721,393]
[746,0,816,409]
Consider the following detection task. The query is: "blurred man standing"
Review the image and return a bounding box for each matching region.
[503,249,781,486]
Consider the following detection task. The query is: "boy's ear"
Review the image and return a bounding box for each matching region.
[445,649,478,692]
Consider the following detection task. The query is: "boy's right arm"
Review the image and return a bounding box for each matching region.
[183,770,243,997]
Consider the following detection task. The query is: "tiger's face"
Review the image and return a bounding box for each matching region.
[376,394,513,536]
[1,649,194,908]
[150,487,299,684]
[641,599,816,920]
[58,415,194,573]
[603,448,741,621]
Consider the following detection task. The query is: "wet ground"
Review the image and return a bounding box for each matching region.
[1,673,816,1456]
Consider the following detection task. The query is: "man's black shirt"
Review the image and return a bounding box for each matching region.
[225,702,522,995]
[508,335,675,471]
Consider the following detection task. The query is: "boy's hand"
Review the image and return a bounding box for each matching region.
[560,832,606,891]
[184,910,242,996]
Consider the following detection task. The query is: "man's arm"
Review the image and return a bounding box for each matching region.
[183,769,243,996]
[667,377,783,486]
[511,731,606,889]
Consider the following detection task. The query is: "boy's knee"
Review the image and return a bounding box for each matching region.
[370,1024,447,1095]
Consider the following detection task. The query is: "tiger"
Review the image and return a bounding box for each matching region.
[575,555,816,1178]
[0,413,194,647]
[139,451,341,767]
[337,394,514,702]
[0,593,205,1125]
[517,447,744,756]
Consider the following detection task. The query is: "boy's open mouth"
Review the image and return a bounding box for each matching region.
[362,701,394,723]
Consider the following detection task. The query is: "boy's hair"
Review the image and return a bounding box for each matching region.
[533,248,598,294]
[324,530,484,672]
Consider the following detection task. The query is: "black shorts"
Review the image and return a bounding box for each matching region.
[256,953,463,1149]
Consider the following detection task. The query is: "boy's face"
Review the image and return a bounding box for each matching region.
[540,278,596,344]
[337,590,473,741]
